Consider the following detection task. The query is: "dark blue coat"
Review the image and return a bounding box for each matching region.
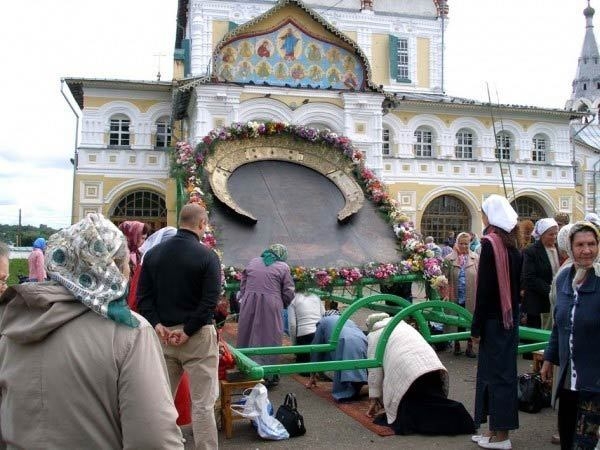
[545,266,600,394]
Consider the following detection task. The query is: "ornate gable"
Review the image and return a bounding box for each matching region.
[212,0,379,92]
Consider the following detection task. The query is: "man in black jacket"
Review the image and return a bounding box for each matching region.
[138,203,222,450]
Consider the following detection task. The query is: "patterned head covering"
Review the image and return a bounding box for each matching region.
[118,221,147,268]
[532,218,559,241]
[260,243,288,266]
[45,213,139,327]
[482,194,518,233]
[32,237,46,250]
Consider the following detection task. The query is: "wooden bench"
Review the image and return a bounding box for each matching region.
[220,378,263,439]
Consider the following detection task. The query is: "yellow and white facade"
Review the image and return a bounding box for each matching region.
[65,0,587,239]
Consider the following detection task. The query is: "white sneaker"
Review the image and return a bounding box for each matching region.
[471,435,490,443]
[478,438,512,449]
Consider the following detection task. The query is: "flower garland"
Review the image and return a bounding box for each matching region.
[170,121,447,293]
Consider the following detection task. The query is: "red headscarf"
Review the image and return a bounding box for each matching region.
[118,221,146,270]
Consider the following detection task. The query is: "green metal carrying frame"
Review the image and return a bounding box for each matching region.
[225,288,551,380]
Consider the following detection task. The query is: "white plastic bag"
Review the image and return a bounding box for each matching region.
[230,382,289,440]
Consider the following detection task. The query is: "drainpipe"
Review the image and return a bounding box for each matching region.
[594,159,600,211]
[60,80,81,225]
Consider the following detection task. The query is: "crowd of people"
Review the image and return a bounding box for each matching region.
[0,193,599,449]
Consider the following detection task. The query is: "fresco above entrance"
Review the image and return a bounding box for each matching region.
[214,19,365,90]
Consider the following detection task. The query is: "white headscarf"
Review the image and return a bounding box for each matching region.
[140,226,177,262]
[584,212,600,227]
[532,218,559,241]
[482,194,518,232]
[557,223,574,253]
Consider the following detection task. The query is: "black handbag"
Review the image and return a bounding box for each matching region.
[275,393,306,437]
[517,372,551,413]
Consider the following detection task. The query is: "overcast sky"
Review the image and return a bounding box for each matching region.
[0,0,590,229]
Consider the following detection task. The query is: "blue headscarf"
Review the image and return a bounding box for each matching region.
[261,243,288,266]
[33,237,46,250]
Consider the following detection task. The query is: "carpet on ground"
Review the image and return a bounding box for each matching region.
[219,320,395,437]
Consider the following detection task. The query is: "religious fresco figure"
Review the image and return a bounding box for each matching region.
[274,62,289,80]
[257,40,272,58]
[306,43,322,62]
[327,66,341,83]
[256,61,272,78]
[308,65,324,82]
[326,47,341,63]
[239,40,254,58]
[220,64,234,81]
[343,55,355,72]
[279,27,300,60]
[237,60,253,79]
[290,63,305,80]
[222,46,236,63]
[343,71,358,89]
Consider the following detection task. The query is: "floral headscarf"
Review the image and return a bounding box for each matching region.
[45,213,139,327]
[261,243,288,266]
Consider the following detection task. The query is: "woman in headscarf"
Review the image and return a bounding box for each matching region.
[27,237,47,282]
[306,311,368,401]
[443,231,480,357]
[365,314,475,436]
[470,195,521,449]
[541,222,600,450]
[118,221,149,312]
[236,244,295,387]
[0,213,183,449]
[521,218,559,331]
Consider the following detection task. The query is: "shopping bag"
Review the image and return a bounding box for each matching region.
[275,393,306,437]
[230,383,289,440]
[517,372,550,413]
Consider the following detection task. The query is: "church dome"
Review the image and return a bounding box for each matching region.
[584,4,595,18]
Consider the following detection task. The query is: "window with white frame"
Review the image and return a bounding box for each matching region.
[532,134,547,162]
[389,35,410,82]
[414,127,433,157]
[109,115,130,147]
[155,117,172,148]
[455,128,474,159]
[495,132,512,160]
[397,39,409,81]
[382,127,391,155]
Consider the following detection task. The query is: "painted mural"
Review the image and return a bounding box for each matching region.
[214,20,365,90]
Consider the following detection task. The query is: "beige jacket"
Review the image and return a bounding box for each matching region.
[443,249,479,313]
[0,282,184,450]
[367,319,448,424]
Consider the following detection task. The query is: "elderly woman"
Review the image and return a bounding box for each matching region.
[27,237,47,282]
[443,231,480,357]
[0,213,183,449]
[521,218,560,330]
[236,244,295,387]
[366,314,474,435]
[470,195,521,449]
[306,313,368,401]
[541,222,600,450]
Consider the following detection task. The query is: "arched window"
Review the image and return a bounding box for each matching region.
[155,116,172,148]
[510,196,546,222]
[532,134,547,162]
[455,128,474,159]
[421,195,471,244]
[414,126,433,157]
[382,127,391,156]
[109,114,130,147]
[112,190,167,224]
[495,131,512,160]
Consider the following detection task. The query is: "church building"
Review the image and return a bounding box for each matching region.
[63,0,595,242]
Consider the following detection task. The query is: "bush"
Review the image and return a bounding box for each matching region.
[8,259,28,286]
